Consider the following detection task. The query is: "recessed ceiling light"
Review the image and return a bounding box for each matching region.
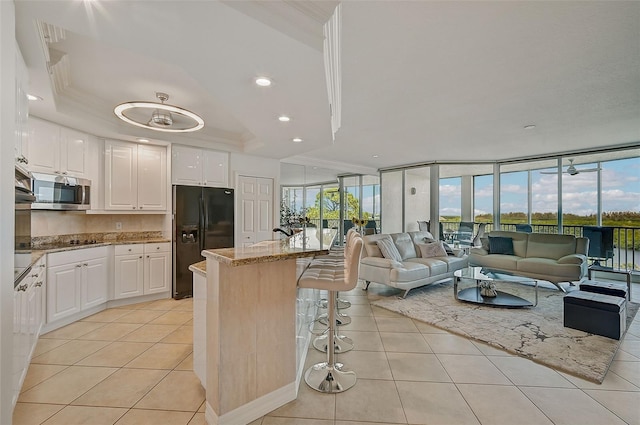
[136,138,150,143]
[27,94,43,101]
[278,115,291,122]
[524,124,536,130]
[292,137,303,143]
[255,77,272,87]
[372,155,379,158]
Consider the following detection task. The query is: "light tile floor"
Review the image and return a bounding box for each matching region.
[13,282,640,425]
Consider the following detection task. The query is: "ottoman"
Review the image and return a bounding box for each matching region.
[580,281,628,300]
[564,291,626,340]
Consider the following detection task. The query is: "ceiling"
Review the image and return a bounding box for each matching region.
[14,1,640,177]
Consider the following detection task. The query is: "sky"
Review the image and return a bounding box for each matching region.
[442,157,640,217]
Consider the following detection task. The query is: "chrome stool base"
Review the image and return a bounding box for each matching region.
[317,298,352,310]
[304,362,357,393]
[313,333,354,353]
[318,311,351,326]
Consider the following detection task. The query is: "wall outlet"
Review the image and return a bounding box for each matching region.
[115,222,122,230]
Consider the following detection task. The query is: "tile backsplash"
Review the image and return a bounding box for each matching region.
[32,211,167,237]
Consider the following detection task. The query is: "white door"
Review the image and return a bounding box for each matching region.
[144,252,170,294]
[256,177,274,242]
[47,263,82,322]
[138,144,167,211]
[238,176,274,247]
[81,257,108,310]
[105,140,138,210]
[114,255,144,299]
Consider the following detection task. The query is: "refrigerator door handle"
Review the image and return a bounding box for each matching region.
[199,196,205,252]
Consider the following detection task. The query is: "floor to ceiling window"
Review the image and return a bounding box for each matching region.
[499,167,528,228]
[473,174,493,226]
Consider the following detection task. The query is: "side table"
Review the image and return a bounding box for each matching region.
[587,265,632,300]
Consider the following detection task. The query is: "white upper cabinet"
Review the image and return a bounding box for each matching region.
[28,117,88,178]
[15,44,29,166]
[172,144,229,188]
[202,149,229,188]
[105,140,167,211]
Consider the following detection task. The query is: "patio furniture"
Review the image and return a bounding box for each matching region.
[515,224,533,233]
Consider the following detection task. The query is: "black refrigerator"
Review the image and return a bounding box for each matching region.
[173,185,234,299]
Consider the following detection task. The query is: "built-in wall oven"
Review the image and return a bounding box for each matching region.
[31,172,91,210]
[15,166,35,286]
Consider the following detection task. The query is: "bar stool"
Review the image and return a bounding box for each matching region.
[310,228,359,322]
[312,228,359,309]
[298,236,363,393]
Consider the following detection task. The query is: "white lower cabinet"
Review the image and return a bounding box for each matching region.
[47,247,108,323]
[13,256,46,407]
[114,245,144,299]
[115,243,170,299]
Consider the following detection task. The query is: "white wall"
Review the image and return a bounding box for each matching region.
[0,2,16,422]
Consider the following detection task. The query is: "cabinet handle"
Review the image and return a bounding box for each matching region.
[31,273,38,278]
[133,207,137,209]
[147,255,150,258]
[39,264,46,268]
[128,249,132,252]
[35,281,43,287]
[140,206,143,209]
[18,284,27,292]
[156,247,160,250]
[139,256,143,259]
[83,263,88,267]
[76,264,82,268]
[62,171,68,175]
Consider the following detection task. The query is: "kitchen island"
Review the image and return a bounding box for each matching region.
[193,232,331,425]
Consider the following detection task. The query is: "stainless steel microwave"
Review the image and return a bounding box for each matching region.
[31,172,91,210]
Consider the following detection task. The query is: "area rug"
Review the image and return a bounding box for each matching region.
[371,280,638,383]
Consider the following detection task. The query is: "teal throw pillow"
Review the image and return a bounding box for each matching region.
[488,236,514,255]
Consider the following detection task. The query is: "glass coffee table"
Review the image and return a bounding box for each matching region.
[454,267,538,308]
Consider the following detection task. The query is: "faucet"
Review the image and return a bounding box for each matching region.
[272,228,293,237]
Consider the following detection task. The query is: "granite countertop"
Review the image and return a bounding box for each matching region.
[33,238,171,253]
[202,235,328,267]
[189,260,206,275]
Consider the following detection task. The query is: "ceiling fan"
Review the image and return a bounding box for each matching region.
[540,159,601,176]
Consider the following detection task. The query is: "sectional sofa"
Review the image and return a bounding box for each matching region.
[469,230,589,291]
[360,231,469,297]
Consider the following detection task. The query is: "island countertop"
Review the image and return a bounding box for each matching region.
[201,233,331,266]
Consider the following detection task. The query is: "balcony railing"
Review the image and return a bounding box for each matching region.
[441,222,639,271]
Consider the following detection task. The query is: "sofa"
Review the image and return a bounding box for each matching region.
[469,231,589,291]
[360,231,469,298]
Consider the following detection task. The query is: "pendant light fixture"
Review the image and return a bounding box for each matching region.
[114,92,204,133]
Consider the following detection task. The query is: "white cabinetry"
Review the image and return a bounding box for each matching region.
[105,140,167,211]
[15,44,29,166]
[13,256,46,407]
[172,145,228,187]
[114,243,170,299]
[144,243,171,294]
[47,247,108,323]
[28,117,88,178]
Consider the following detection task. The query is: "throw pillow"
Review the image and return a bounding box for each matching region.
[418,241,448,258]
[424,236,454,255]
[376,238,403,262]
[488,236,514,255]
